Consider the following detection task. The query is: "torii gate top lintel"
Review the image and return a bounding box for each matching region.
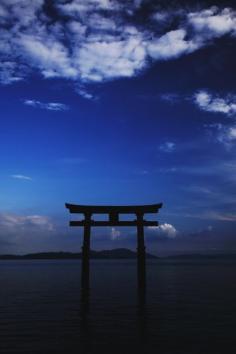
[65,203,162,227]
[65,202,163,298]
[65,203,162,213]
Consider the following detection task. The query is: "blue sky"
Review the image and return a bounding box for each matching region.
[0,0,236,255]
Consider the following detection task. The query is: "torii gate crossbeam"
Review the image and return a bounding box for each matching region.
[65,203,162,298]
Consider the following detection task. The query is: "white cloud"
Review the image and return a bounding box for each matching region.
[227,127,236,140]
[159,141,176,153]
[147,29,198,60]
[148,223,178,238]
[192,91,236,148]
[188,7,236,39]
[24,100,69,111]
[110,227,121,240]
[20,34,78,80]
[0,3,236,88]
[57,0,121,16]
[76,87,96,100]
[216,125,236,148]
[0,62,24,85]
[11,174,32,180]
[194,91,236,116]
[0,213,54,232]
[77,34,147,82]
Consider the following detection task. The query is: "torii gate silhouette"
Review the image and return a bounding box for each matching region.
[65,203,162,301]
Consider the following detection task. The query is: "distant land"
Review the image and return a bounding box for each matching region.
[0,248,156,260]
[0,248,236,260]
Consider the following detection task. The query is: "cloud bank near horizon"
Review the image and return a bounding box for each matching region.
[0,2,236,88]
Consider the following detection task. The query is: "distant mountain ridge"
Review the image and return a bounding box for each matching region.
[0,249,236,260]
[0,248,157,260]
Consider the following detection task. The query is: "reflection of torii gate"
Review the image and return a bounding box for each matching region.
[65,203,162,300]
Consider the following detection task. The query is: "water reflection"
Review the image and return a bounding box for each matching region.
[79,259,147,354]
[80,263,90,315]
[2,259,236,354]
[80,256,147,314]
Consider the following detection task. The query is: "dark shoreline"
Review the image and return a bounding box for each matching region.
[1,248,236,260]
[0,248,156,260]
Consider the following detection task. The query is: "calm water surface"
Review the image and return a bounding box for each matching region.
[1,259,236,354]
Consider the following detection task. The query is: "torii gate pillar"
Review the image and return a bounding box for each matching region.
[65,203,163,301]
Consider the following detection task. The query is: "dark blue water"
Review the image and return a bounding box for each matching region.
[1,259,236,354]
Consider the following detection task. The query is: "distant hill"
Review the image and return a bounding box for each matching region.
[0,248,157,260]
[1,250,236,260]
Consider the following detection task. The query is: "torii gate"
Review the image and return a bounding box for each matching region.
[65,203,162,295]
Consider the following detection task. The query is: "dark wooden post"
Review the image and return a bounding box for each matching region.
[65,203,162,306]
[81,212,92,294]
[136,212,146,304]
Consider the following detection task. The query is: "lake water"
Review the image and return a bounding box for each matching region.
[1,259,236,354]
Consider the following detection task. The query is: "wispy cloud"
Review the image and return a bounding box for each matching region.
[198,96,236,148]
[158,159,236,182]
[192,89,236,148]
[0,3,236,88]
[0,213,54,232]
[159,93,181,104]
[175,210,236,222]
[159,141,176,153]
[159,167,178,173]
[24,100,69,111]
[212,124,236,148]
[206,211,236,222]
[159,90,236,148]
[183,185,215,196]
[160,90,236,118]
[183,183,236,206]
[76,89,94,100]
[194,91,236,116]
[11,174,32,181]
